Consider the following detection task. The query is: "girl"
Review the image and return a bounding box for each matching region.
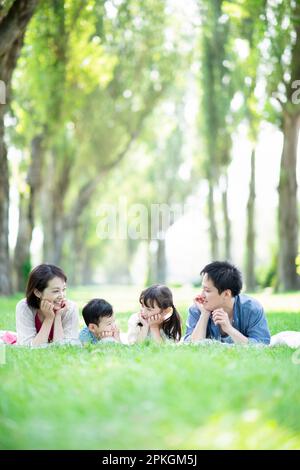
[16,264,79,346]
[127,284,182,344]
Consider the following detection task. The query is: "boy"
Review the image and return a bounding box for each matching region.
[79,298,121,344]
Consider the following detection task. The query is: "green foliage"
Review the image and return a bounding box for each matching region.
[256,246,278,289]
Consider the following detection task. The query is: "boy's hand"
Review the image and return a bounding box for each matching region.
[100,330,114,339]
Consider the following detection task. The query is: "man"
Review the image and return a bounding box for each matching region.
[184,261,270,345]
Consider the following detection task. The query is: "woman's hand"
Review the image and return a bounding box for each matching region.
[55,301,68,318]
[40,299,55,320]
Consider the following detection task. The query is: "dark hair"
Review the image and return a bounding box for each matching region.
[139,285,182,341]
[200,261,242,297]
[26,264,67,309]
[82,298,113,326]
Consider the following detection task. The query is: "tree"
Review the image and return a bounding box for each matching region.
[263,0,300,290]
[197,0,236,260]
[223,0,266,290]
[0,0,39,294]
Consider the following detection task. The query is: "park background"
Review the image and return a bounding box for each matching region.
[0,0,300,450]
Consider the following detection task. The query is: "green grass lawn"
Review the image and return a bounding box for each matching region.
[0,286,300,450]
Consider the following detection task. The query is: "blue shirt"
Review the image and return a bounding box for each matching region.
[79,326,98,344]
[79,326,119,345]
[184,294,271,345]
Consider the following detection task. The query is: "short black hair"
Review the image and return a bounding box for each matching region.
[200,261,242,297]
[82,299,113,326]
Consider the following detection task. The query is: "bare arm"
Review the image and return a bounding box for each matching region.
[212,309,248,345]
[32,300,55,346]
[225,325,249,345]
[149,325,164,344]
[190,310,211,342]
[31,318,54,346]
[53,313,65,342]
[190,297,211,343]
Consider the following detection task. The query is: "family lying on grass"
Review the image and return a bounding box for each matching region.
[1,261,299,348]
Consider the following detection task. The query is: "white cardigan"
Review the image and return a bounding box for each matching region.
[16,298,79,346]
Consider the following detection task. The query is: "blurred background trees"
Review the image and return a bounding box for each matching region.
[0,0,299,294]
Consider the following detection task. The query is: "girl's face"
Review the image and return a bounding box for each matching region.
[35,276,66,309]
[140,300,161,320]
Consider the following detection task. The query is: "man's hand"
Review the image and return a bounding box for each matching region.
[212,308,232,333]
[194,295,211,316]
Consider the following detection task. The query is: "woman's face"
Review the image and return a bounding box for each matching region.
[36,276,66,309]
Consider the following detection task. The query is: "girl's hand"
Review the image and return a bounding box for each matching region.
[40,300,55,320]
[138,311,149,327]
[112,326,121,342]
[147,313,163,327]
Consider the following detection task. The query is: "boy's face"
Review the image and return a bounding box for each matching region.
[89,314,116,339]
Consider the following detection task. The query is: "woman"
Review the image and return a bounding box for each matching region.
[16,264,79,346]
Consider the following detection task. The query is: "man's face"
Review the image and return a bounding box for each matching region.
[200,273,225,312]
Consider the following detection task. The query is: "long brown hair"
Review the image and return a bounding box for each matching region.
[139,285,182,341]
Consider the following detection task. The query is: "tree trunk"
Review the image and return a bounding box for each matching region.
[14,134,44,290]
[14,194,32,292]
[221,173,231,261]
[208,179,219,259]
[81,249,95,285]
[277,112,300,291]
[0,106,11,294]
[156,238,166,284]
[51,203,65,266]
[146,240,157,286]
[42,151,70,266]
[245,149,256,292]
[0,0,39,294]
